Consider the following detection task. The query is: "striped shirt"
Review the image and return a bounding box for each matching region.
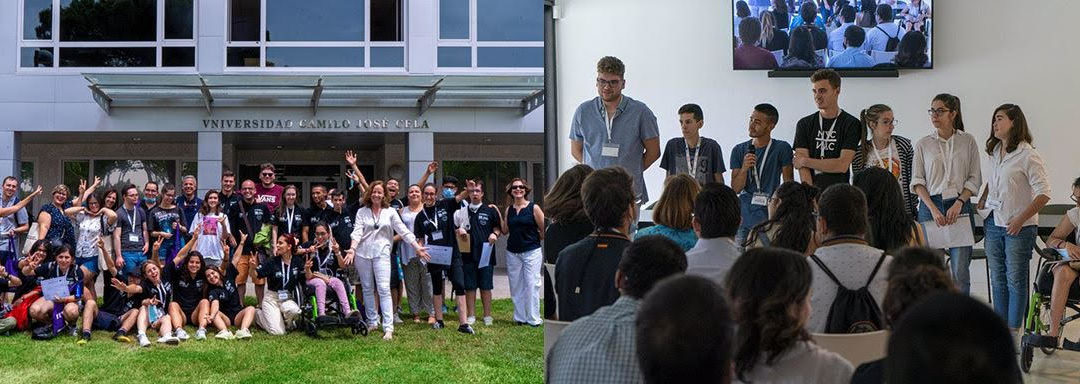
[852,135,916,216]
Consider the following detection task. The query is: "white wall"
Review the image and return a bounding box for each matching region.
[557,0,1080,204]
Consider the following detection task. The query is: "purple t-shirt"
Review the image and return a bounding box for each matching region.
[734,45,779,70]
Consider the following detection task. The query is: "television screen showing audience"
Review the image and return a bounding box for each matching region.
[732,0,933,70]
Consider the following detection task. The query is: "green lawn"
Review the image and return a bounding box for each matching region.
[0,298,542,384]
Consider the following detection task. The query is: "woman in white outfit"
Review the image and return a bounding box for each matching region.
[499,178,545,326]
[347,181,429,340]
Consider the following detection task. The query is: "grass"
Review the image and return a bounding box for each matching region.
[0,298,542,384]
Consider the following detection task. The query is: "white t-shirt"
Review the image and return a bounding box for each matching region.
[734,341,854,384]
[1068,207,1080,241]
[191,212,230,260]
[398,207,422,263]
[75,211,110,260]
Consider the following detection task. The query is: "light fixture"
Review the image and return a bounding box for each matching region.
[329,145,337,150]
[132,137,142,142]
[275,145,283,150]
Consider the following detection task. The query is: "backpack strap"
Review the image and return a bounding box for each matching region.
[863,252,888,287]
[809,254,848,290]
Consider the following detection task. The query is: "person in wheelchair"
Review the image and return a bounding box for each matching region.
[1026,178,1080,350]
[301,222,354,319]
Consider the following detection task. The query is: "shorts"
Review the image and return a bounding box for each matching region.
[180,302,199,320]
[390,251,402,287]
[92,310,122,331]
[76,256,99,275]
[462,262,494,291]
[223,307,242,322]
[121,250,147,278]
[235,252,266,286]
[428,257,465,297]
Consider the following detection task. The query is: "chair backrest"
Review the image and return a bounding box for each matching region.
[544,262,557,314]
[870,50,897,64]
[815,49,827,60]
[811,330,889,367]
[544,320,573,358]
[771,50,784,64]
[1038,204,1073,244]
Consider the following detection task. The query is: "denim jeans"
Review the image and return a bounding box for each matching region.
[983,213,1036,328]
[121,250,147,277]
[917,195,975,295]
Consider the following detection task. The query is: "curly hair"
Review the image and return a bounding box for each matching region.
[596,56,625,77]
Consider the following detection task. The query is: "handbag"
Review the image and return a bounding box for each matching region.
[22,222,39,255]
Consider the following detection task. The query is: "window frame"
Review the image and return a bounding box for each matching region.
[434,0,543,74]
[16,0,200,73]
[224,0,408,72]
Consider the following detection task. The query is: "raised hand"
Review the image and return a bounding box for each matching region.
[345,150,358,166]
[427,161,438,174]
[31,185,43,197]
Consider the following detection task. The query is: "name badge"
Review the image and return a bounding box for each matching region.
[986,199,1003,211]
[601,144,620,157]
[752,193,770,206]
[431,231,443,241]
[128,233,140,243]
[278,290,289,300]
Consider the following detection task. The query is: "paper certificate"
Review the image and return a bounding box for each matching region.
[427,244,453,266]
[479,243,493,268]
[921,215,976,249]
[41,276,70,301]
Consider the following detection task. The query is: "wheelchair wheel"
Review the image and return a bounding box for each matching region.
[305,322,319,338]
[1021,342,1033,373]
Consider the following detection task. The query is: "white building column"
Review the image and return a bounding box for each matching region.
[407,0,437,74]
[407,132,434,186]
[197,132,223,195]
[198,0,227,73]
[0,131,17,181]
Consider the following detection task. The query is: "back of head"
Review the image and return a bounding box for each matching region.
[618,235,688,299]
[843,24,866,48]
[746,181,817,253]
[726,247,812,381]
[800,1,818,24]
[543,164,594,223]
[852,167,914,251]
[818,184,868,237]
[653,174,700,230]
[788,26,817,60]
[840,4,856,23]
[876,4,893,23]
[581,167,635,229]
[637,275,733,384]
[894,32,928,67]
[693,182,740,239]
[887,246,947,277]
[886,293,1021,384]
[739,17,763,46]
[882,247,955,327]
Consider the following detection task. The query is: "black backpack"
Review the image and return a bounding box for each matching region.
[876,25,901,51]
[810,253,886,334]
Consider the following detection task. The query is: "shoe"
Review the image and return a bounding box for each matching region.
[529,322,542,328]
[235,329,252,339]
[158,335,178,345]
[215,330,235,340]
[367,323,379,332]
[432,320,445,330]
[467,316,476,325]
[483,316,493,326]
[394,314,403,324]
[1023,334,1059,349]
[77,332,90,345]
[413,316,421,323]
[70,326,79,337]
[0,317,16,333]
[138,333,151,347]
[1063,338,1080,352]
[195,328,206,341]
[382,331,393,340]
[427,316,436,325]
[458,324,475,335]
[175,328,190,341]
[113,331,132,343]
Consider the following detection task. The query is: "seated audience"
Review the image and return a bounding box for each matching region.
[853,168,925,253]
[808,184,892,333]
[827,5,858,51]
[893,31,929,68]
[759,11,789,54]
[789,1,826,31]
[685,183,741,283]
[745,181,819,255]
[827,25,873,68]
[782,26,824,69]
[542,164,595,319]
[727,247,854,383]
[555,167,636,321]
[856,9,877,28]
[546,236,688,384]
[886,292,1022,384]
[637,274,734,384]
[1026,177,1080,350]
[865,4,905,52]
[770,0,790,28]
[635,174,700,251]
[735,17,779,70]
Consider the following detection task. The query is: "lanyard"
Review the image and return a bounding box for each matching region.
[870,137,894,172]
[936,133,956,195]
[751,139,774,192]
[685,139,702,177]
[281,260,290,287]
[125,207,137,234]
[599,98,621,142]
[818,111,841,158]
[156,282,166,304]
[424,206,438,229]
[285,207,295,233]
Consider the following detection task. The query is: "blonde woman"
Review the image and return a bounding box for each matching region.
[634,174,700,251]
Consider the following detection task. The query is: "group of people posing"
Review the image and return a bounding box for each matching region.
[0,152,547,346]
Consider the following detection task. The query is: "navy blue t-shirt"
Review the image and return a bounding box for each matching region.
[730,139,794,232]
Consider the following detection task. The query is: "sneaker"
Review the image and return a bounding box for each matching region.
[1063,338,1080,352]
[432,320,445,330]
[0,317,16,333]
[382,331,393,340]
[394,314,403,324]
[113,331,132,343]
[427,316,436,325]
[458,324,475,335]
[1023,334,1058,349]
[138,333,151,347]
[483,316,493,326]
[235,329,252,339]
[158,335,179,345]
[175,328,190,341]
[70,326,79,337]
[76,332,89,345]
[215,330,235,340]
[195,328,207,341]
[467,316,476,325]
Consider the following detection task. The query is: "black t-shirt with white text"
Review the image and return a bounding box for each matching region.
[413,198,462,258]
[793,110,861,190]
[226,200,273,254]
[208,264,243,316]
[461,205,501,266]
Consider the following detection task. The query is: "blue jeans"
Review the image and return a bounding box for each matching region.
[983,214,1036,328]
[735,226,752,253]
[917,195,975,295]
[121,250,147,277]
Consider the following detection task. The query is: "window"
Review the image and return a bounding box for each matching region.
[62,160,90,199]
[181,162,198,180]
[19,162,35,214]
[442,161,526,202]
[227,0,405,69]
[437,0,542,70]
[94,160,177,193]
[18,0,196,69]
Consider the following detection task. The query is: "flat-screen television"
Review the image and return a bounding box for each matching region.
[732,0,933,70]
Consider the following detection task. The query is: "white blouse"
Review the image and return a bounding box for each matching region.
[349,206,419,259]
[910,130,982,199]
[982,142,1051,227]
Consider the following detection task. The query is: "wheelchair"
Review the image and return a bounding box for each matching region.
[297,273,369,338]
[1019,245,1080,373]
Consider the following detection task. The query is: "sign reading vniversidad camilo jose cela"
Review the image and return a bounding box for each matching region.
[201,118,430,130]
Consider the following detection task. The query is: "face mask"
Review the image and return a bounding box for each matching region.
[442,188,454,199]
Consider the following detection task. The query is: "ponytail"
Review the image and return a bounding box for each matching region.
[932,93,964,131]
[859,104,892,163]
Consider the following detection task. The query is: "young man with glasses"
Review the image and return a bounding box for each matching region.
[569,56,660,232]
[793,69,861,190]
[255,163,284,213]
[139,181,159,214]
[114,184,150,278]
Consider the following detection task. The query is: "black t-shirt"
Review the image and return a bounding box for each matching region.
[220,193,242,215]
[793,110,861,190]
[226,199,273,254]
[413,198,461,258]
[139,278,174,310]
[100,270,137,315]
[309,204,335,226]
[208,264,243,316]
[149,205,187,244]
[302,242,342,277]
[167,259,206,311]
[554,231,630,322]
[34,262,84,300]
[256,255,305,293]
[461,205,501,266]
[275,206,310,237]
[326,204,359,251]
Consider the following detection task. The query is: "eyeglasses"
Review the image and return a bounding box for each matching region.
[509,185,527,191]
[261,173,274,177]
[877,119,899,127]
[595,78,622,88]
[1071,195,1080,204]
[927,108,952,116]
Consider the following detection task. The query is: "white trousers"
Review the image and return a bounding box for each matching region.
[506,247,543,325]
[255,294,300,335]
[356,255,394,333]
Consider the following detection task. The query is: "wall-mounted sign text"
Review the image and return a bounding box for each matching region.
[201,118,430,130]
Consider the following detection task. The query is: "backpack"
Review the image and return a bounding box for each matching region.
[810,252,886,334]
[876,25,901,51]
